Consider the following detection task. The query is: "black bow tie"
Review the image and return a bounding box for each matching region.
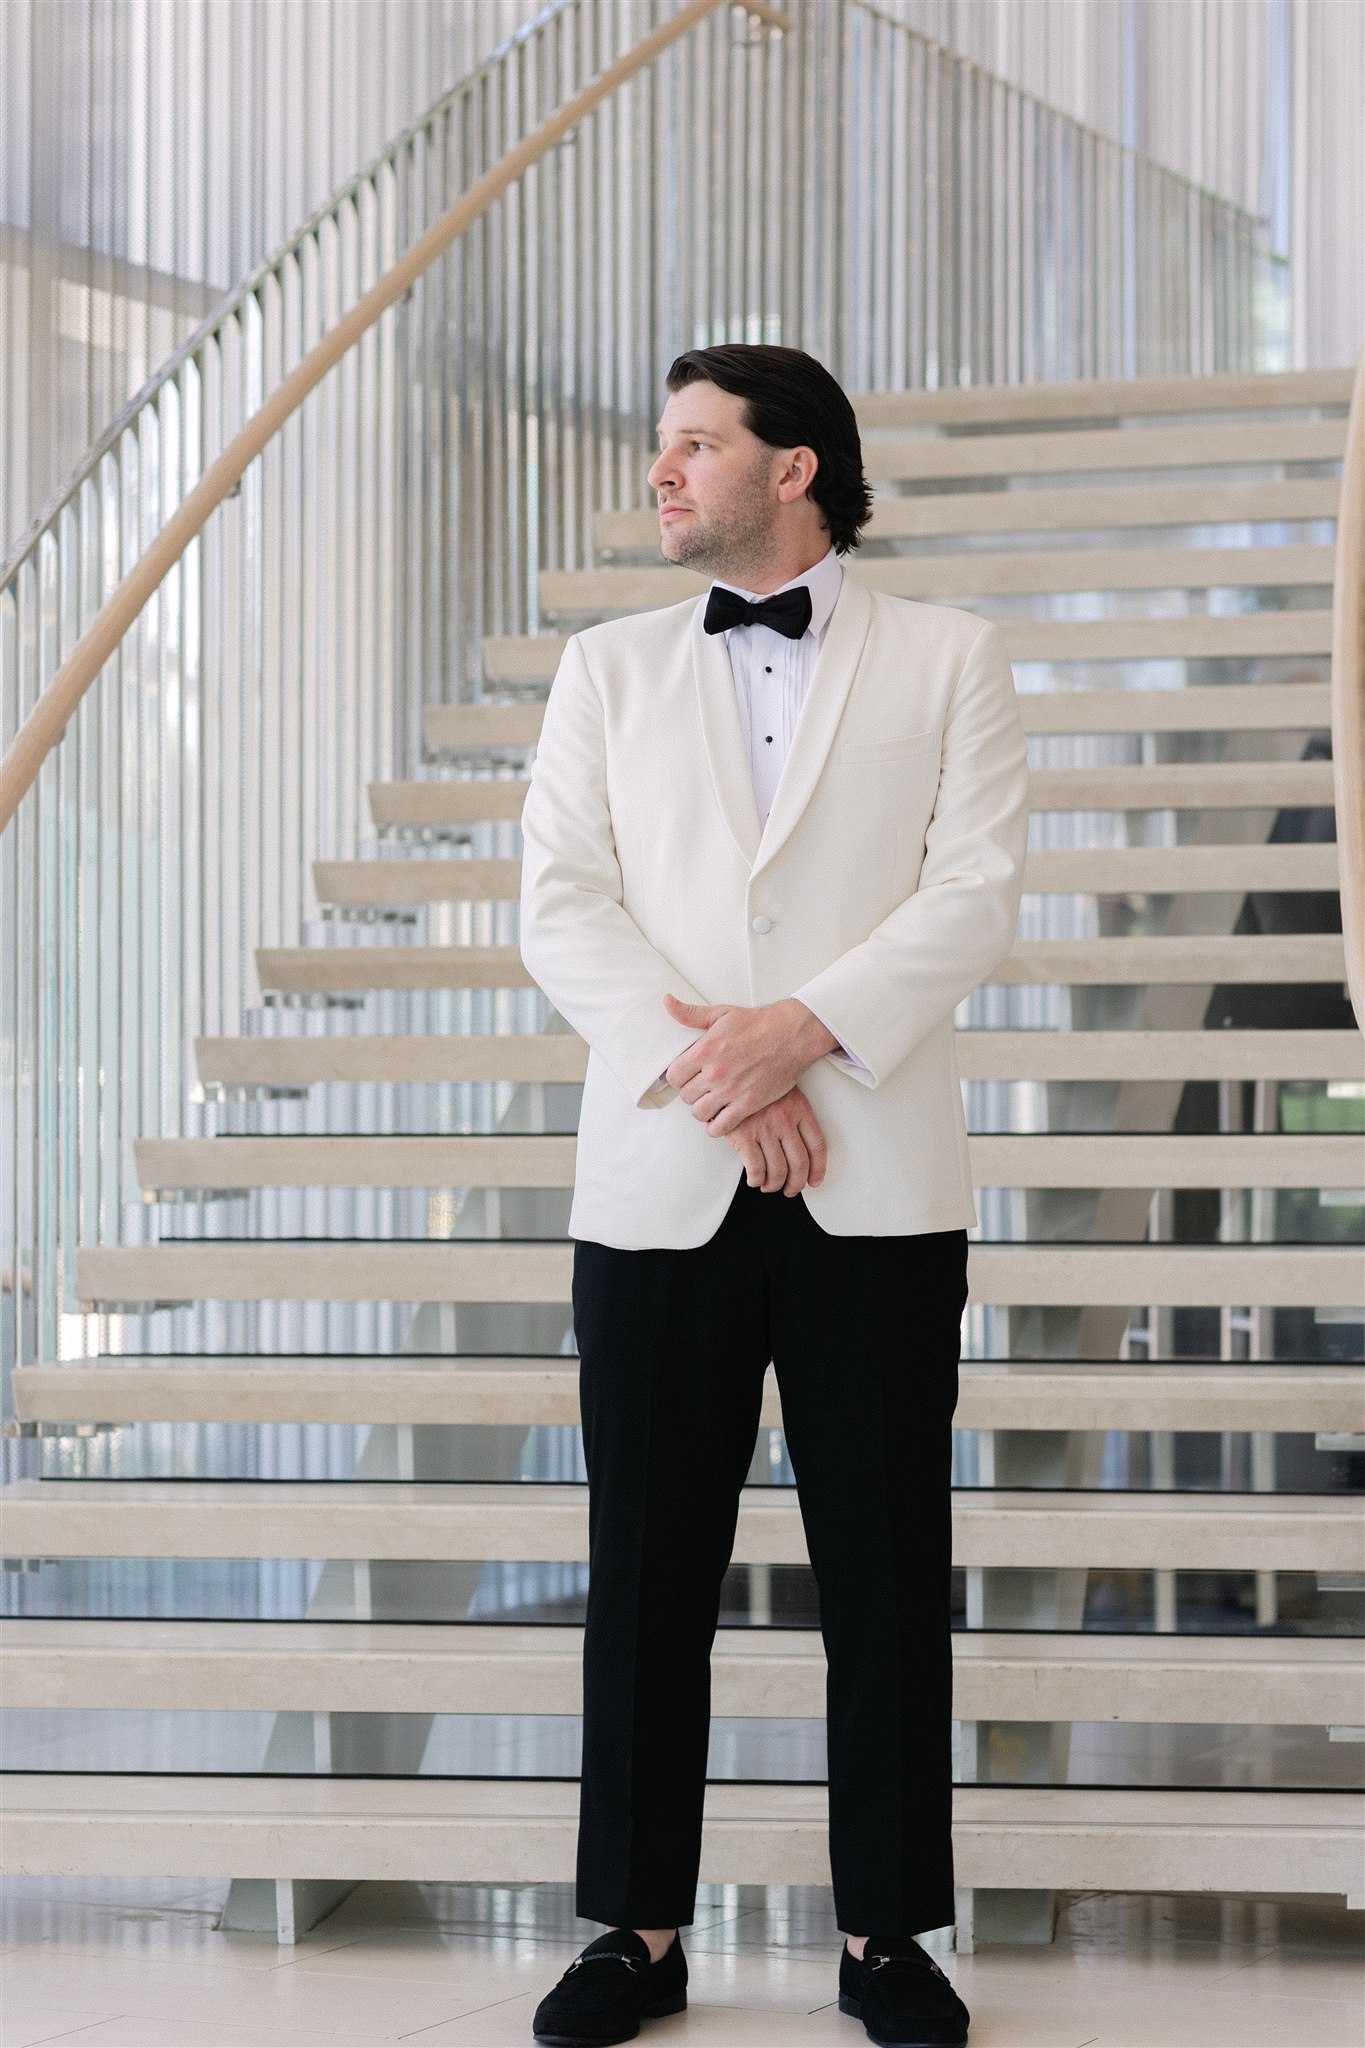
[703,583,813,640]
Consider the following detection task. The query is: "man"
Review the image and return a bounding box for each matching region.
[521,344,1029,2048]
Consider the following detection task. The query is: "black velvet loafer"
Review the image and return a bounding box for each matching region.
[532,1927,687,2046]
[838,1934,969,2047]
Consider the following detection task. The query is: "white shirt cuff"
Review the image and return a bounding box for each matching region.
[797,998,872,1077]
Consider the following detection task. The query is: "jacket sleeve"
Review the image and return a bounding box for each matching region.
[789,617,1029,1089]
[518,632,715,1111]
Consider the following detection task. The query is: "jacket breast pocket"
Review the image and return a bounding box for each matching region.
[835,730,938,765]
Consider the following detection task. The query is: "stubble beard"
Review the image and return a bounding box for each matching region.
[660,467,781,586]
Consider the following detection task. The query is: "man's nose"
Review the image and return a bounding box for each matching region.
[648,447,679,486]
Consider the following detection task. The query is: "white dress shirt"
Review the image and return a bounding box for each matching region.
[656,543,872,1086]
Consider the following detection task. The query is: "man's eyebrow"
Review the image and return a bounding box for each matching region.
[653,423,720,438]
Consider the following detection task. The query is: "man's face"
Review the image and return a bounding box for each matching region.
[646,381,799,577]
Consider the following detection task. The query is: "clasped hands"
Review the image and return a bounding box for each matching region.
[660,991,835,1195]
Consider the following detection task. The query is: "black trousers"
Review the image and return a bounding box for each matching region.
[571,1167,968,1938]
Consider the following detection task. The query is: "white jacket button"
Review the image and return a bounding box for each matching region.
[751,914,773,934]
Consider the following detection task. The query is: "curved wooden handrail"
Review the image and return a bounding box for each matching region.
[0,0,790,835]
[1330,346,1365,1028]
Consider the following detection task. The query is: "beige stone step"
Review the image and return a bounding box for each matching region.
[255,944,536,994]
[2,1775,1357,1901]
[424,701,534,751]
[483,612,1334,682]
[594,478,1343,553]
[132,1131,1363,1197]
[192,1028,1362,1092]
[194,1032,591,1088]
[3,1619,1358,1726]
[1026,760,1335,809]
[1015,681,1333,734]
[990,934,1347,984]
[71,1241,1363,1311]
[1021,843,1340,893]
[540,547,1336,619]
[13,1360,1361,1435]
[256,933,1347,996]
[951,1028,1363,1083]
[75,1239,579,1306]
[3,1478,1359,1573]
[310,843,1342,907]
[364,761,1335,833]
[421,703,545,749]
[368,780,527,828]
[365,779,518,829]
[368,757,1342,827]
[849,366,1357,428]
[424,682,1334,754]
[314,857,523,905]
[861,418,1347,484]
[135,1133,587,1191]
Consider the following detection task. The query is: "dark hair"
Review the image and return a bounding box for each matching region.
[663,344,874,553]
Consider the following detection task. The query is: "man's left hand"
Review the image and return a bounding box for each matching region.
[661,992,838,1136]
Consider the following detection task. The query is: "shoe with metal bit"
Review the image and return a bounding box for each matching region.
[838,1933,969,2047]
[531,1927,688,2046]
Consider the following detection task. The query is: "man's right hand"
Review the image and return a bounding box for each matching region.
[724,1084,828,1195]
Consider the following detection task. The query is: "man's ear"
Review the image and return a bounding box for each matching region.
[776,444,819,505]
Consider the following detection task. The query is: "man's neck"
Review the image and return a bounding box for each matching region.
[715,537,832,596]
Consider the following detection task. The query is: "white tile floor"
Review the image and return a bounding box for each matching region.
[1,1879,1361,2048]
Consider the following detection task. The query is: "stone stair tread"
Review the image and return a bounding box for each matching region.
[3,1477,1360,1573]
[70,1240,1365,1310]
[311,843,1344,903]
[537,547,1336,617]
[251,934,1350,995]
[188,1028,1364,1087]
[131,1130,1365,1193]
[859,417,1347,481]
[593,478,1343,550]
[423,682,1335,751]
[2,1618,1358,1725]
[483,613,1335,682]
[2,1776,1359,1898]
[194,1032,593,1086]
[366,760,1338,819]
[1021,844,1339,890]
[14,1358,1362,1433]
[847,366,1357,425]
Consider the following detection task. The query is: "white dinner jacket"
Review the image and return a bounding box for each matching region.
[518,570,1030,1249]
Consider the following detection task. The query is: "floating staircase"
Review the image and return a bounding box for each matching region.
[4,365,1363,1935]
